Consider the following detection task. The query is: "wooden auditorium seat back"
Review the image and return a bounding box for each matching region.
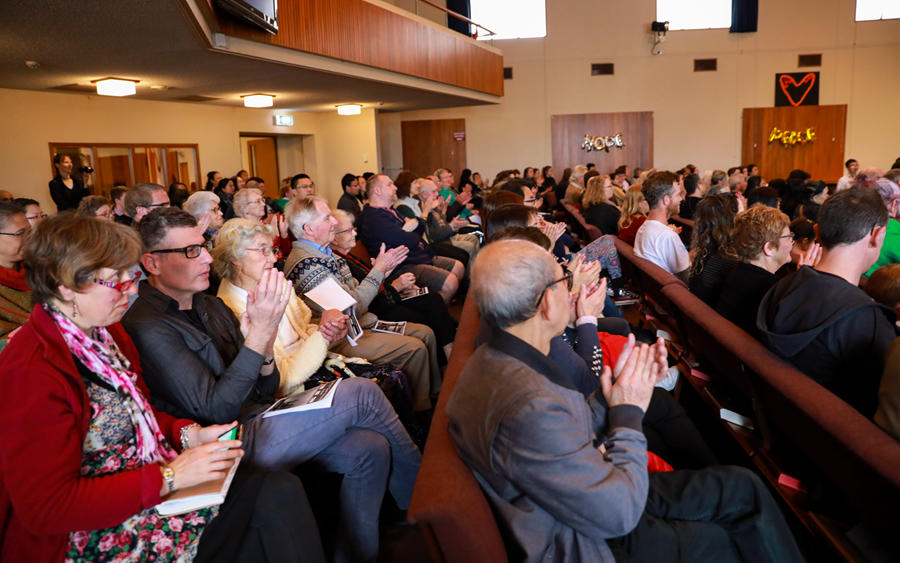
[408,296,509,563]
[349,238,372,266]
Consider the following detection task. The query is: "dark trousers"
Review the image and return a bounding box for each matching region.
[609,466,805,562]
[643,388,718,470]
[197,471,326,563]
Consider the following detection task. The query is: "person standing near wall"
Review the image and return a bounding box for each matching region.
[48,154,90,212]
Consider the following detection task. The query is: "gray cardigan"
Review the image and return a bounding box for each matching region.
[446,329,648,562]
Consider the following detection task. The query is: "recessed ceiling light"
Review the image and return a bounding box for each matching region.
[336,104,362,115]
[149,84,169,91]
[24,60,40,70]
[92,78,138,97]
[242,94,274,108]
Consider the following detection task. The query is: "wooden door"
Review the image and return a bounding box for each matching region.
[742,105,846,183]
[550,112,653,176]
[401,119,466,178]
[247,137,280,199]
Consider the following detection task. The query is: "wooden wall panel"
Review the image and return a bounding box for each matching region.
[741,105,846,183]
[215,0,503,96]
[551,112,654,176]
[401,119,466,178]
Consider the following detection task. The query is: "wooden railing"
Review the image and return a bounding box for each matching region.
[215,0,504,97]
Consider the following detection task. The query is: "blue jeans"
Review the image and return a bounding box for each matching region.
[242,377,422,563]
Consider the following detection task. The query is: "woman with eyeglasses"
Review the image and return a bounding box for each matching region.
[0,202,32,351]
[233,187,292,258]
[0,213,325,562]
[212,219,417,399]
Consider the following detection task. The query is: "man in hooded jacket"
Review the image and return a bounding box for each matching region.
[757,187,898,417]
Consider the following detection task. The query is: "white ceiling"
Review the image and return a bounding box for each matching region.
[0,0,497,112]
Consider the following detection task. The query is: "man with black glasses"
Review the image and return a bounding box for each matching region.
[123,207,421,562]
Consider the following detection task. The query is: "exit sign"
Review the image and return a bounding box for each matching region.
[274,114,293,126]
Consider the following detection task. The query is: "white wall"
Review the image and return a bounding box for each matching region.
[0,88,379,211]
[379,0,900,183]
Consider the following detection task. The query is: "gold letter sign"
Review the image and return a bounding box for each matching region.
[768,126,815,147]
[582,133,625,152]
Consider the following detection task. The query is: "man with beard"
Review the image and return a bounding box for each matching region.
[357,174,464,303]
[634,171,690,281]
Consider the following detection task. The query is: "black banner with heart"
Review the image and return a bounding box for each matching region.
[774,72,820,107]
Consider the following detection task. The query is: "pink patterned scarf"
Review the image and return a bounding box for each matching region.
[45,304,177,464]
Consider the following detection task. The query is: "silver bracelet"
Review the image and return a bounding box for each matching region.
[180,423,200,450]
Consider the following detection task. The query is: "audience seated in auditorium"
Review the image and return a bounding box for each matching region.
[0,212,325,562]
[758,187,898,417]
[337,172,364,219]
[184,190,224,239]
[796,180,828,221]
[110,185,128,222]
[581,174,621,235]
[48,153,90,212]
[123,183,170,226]
[14,198,46,227]
[447,239,803,562]
[393,170,421,218]
[0,190,13,203]
[564,164,588,206]
[214,177,237,220]
[168,182,189,209]
[706,169,729,195]
[688,193,738,306]
[634,171,690,281]
[76,195,114,221]
[0,203,31,351]
[204,170,222,191]
[864,177,900,278]
[617,186,648,246]
[357,174,464,304]
[331,209,457,358]
[213,217,415,419]
[413,177,479,265]
[122,207,420,562]
[716,205,798,336]
[746,185,781,210]
[678,173,703,219]
[283,197,441,412]
[836,158,860,192]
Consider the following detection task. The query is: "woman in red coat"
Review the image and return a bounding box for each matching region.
[0,213,322,562]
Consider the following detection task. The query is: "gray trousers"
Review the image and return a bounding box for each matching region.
[332,321,440,411]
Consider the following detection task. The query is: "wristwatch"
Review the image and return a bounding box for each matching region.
[262,356,275,366]
[162,465,176,494]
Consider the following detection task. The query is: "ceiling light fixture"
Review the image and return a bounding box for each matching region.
[93,78,138,97]
[336,104,362,116]
[242,94,274,108]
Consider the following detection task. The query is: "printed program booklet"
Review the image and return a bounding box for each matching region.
[261,378,342,418]
[303,277,363,345]
[156,456,241,517]
[371,320,406,335]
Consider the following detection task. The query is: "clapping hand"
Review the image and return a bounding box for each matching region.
[539,220,566,246]
[371,243,409,277]
[575,277,609,319]
[240,268,291,356]
[600,334,661,413]
[568,254,603,291]
[402,217,419,232]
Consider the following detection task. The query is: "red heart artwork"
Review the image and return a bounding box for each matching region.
[779,73,816,107]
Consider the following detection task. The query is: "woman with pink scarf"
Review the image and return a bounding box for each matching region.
[0,213,323,562]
